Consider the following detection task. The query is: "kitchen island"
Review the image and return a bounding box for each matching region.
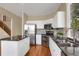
[0,35,30,56]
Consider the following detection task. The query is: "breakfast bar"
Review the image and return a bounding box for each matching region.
[0,35,30,56]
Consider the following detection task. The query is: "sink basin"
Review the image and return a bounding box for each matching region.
[55,37,79,47]
[58,43,71,47]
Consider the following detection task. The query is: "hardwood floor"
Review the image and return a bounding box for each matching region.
[25,45,51,56]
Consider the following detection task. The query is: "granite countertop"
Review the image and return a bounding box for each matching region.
[60,47,79,56]
[50,36,79,56]
[0,35,28,41]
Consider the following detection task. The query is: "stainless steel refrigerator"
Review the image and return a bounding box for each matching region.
[24,24,36,45]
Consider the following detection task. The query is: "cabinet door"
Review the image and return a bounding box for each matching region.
[52,11,65,28]
[49,37,61,56]
[18,37,30,56]
[42,35,49,47]
[57,12,65,28]
[36,35,41,45]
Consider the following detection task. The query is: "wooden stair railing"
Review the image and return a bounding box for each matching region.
[0,20,11,36]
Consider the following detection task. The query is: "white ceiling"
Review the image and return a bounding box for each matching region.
[0,3,61,17]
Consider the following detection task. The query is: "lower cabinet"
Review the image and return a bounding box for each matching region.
[36,35,42,45]
[18,37,30,56]
[36,34,49,47]
[1,37,30,56]
[42,35,49,47]
[49,37,61,56]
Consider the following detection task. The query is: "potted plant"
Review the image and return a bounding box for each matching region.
[71,3,79,54]
[57,32,64,38]
[57,32,64,43]
[71,17,79,42]
[71,3,79,42]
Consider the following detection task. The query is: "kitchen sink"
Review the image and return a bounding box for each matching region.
[58,43,71,47]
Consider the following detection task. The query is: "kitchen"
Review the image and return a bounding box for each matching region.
[24,11,65,56]
[0,3,65,56]
[0,3,79,56]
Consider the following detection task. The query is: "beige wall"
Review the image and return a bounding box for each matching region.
[0,7,22,36]
[12,18,22,36]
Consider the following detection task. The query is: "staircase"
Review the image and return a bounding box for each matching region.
[0,20,11,36]
[0,27,10,39]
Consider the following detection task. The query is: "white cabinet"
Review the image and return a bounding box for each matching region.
[26,21,44,29]
[18,37,30,56]
[52,11,65,28]
[1,41,18,56]
[1,37,30,56]
[36,35,42,45]
[49,37,61,56]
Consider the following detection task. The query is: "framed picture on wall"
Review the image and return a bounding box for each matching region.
[3,15,6,21]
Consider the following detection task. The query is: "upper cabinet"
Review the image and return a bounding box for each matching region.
[52,11,65,28]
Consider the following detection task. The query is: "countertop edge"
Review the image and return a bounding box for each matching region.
[0,35,28,41]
